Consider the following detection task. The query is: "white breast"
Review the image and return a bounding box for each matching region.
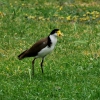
[37,35,57,58]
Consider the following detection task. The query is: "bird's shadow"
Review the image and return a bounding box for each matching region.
[30,73,56,82]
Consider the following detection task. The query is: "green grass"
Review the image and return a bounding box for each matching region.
[0,0,100,100]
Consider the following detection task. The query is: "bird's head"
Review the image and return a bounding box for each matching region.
[50,29,63,37]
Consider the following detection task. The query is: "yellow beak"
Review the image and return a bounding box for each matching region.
[57,30,64,36]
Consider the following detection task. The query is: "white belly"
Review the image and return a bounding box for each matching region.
[36,35,57,58]
[37,46,55,58]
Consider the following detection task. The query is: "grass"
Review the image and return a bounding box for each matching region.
[0,0,100,100]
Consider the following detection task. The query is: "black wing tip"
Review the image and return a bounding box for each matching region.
[18,55,23,60]
[17,50,27,60]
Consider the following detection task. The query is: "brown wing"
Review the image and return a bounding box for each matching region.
[18,37,48,59]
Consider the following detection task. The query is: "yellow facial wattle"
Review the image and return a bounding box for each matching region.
[57,30,63,36]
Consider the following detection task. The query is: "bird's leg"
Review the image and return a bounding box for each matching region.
[41,57,44,73]
[32,58,36,76]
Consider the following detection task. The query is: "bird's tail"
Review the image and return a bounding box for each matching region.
[18,50,27,60]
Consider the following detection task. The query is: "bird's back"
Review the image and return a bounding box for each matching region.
[18,37,48,59]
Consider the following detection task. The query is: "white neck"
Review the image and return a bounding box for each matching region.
[49,35,57,46]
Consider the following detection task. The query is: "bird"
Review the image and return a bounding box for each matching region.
[18,29,63,75]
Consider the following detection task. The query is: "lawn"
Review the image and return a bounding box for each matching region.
[0,0,100,100]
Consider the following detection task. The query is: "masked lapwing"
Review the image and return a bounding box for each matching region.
[18,29,63,75]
